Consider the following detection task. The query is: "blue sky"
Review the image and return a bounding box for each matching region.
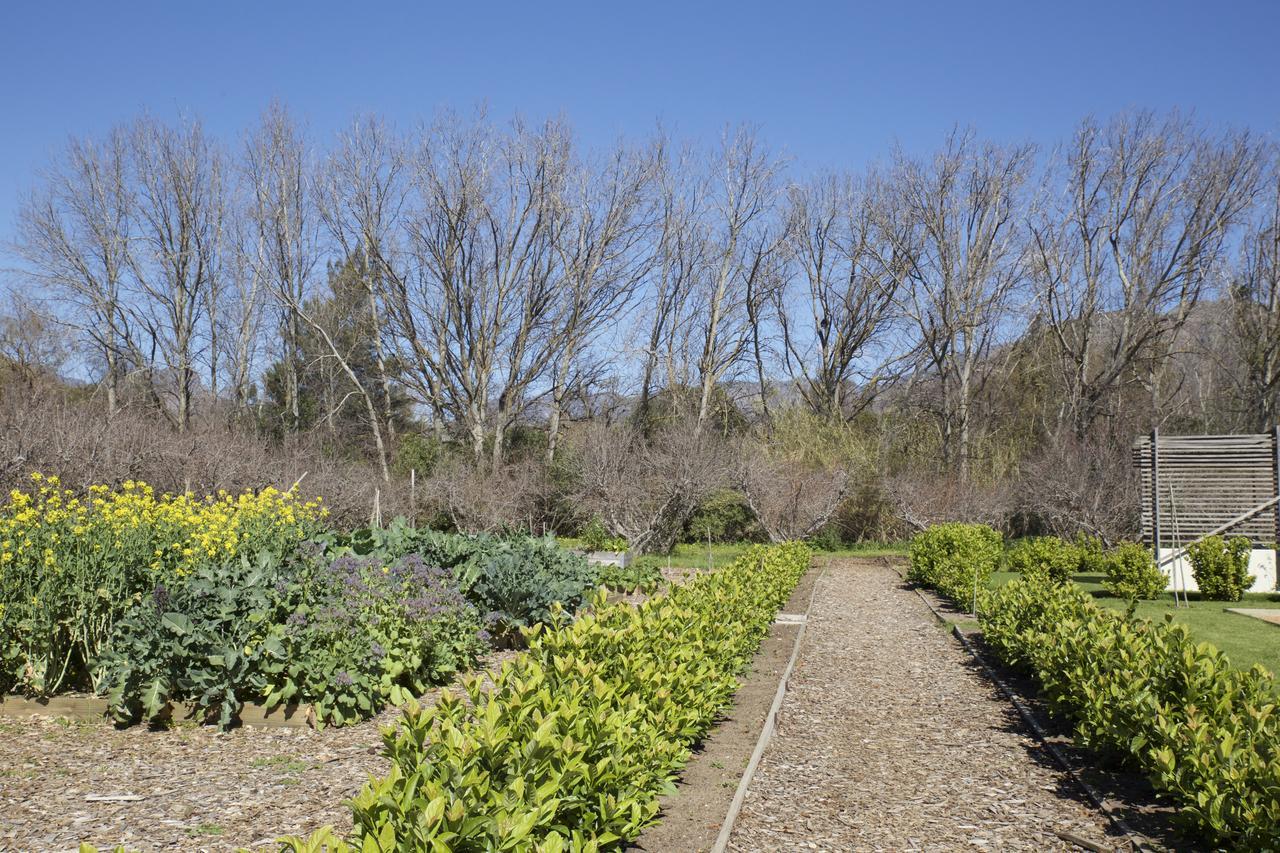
[1,0,1278,242]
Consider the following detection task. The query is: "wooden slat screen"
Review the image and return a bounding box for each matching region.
[1133,431,1280,547]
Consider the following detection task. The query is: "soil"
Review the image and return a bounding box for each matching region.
[0,649,518,853]
[631,568,817,852]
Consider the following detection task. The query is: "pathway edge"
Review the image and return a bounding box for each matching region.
[710,563,826,853]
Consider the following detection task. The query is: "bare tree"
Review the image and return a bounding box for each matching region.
[315,115,407,442]
[243,105,392,479]
[636,141,703,425]
[878,130,1035,481]
[684,128,785,434]
[777,173,905,419]
[544,140,657,462]
[0,294,67,389]
[390,114,568,464]
[243,103,318,433]
[221,195,269,413]
[127,114,226,432]
[1227,154,1280,430]
[13,128,133,414]
[1030,112,1264,439]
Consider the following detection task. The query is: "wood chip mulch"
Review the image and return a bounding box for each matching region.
[727,558,1128,852]
[0,574,695,853]
[0,649,519,852]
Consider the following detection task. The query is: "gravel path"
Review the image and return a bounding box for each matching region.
[727,558,1125,852]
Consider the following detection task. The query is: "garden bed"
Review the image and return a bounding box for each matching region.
[0,648,521,851]
[0,693,313,728]
[0,556,708,850]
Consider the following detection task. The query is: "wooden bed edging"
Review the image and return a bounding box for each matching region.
[0,693,315,728]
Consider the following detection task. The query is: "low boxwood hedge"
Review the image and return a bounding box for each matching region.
[907,522,1002,608]
[981,572,1280,848]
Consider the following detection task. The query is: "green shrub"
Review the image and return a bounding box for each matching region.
[262,552,486,726]
[683,489,760,543]
[908,523,1003,607]
[100,547,488,728]
[1187,535,1255,601]
[1073,533,1107,575]
[327,520,603,635]
[579,517,628,553]
[1004,536,1078,583]
[597,560,663,594]
[805,525,845,552]
[460,538,602,635]
[981,574,1280,847]
[1101,542,1165,600]
[98,551,292,727]
[282,542,812,851]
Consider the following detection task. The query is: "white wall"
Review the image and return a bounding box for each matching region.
[1158,547,1277,594]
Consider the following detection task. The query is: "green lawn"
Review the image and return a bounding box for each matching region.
[628,540,910,573]
[989,571,1280,676]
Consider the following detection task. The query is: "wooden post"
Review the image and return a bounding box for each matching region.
[1151,428,1161,576]
[1273,425,1280,550]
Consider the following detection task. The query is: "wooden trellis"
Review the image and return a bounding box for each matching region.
[1133,428,1280,550]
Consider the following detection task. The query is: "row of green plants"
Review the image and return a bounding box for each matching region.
[280,542,813,851]
[1002,533,1168,599]
[107,521,606,727]
[1005,531,1259,601]
[909,523,1260,606]
[0,476,328,697]
[981,571,1280,848]
[1,479,610,728]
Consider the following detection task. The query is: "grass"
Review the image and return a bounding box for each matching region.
[988,570,1280,676]
[186,824,224,837]
[250,754,311,775]
[628,540,910,574]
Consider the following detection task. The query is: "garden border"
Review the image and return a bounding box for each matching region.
[0,694,315,728]
[708,561,826,853]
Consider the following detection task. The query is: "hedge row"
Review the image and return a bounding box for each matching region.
[906,522,1002,608]
[909,524,1173,606]
[982,572,1280,848]
[280,542,812,852]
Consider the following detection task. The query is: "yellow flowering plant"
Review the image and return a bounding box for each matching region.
[0,474,326,695]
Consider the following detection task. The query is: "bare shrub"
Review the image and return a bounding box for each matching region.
[882,467,1012,533]
[421,457,543,534]
[566,418,728,554]
[739,455,850,542]
[1016,435,1139,545]
[734,410,869,542]
[0,385,397,524]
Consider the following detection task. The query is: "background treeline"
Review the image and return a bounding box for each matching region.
[2,106,1278,550]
